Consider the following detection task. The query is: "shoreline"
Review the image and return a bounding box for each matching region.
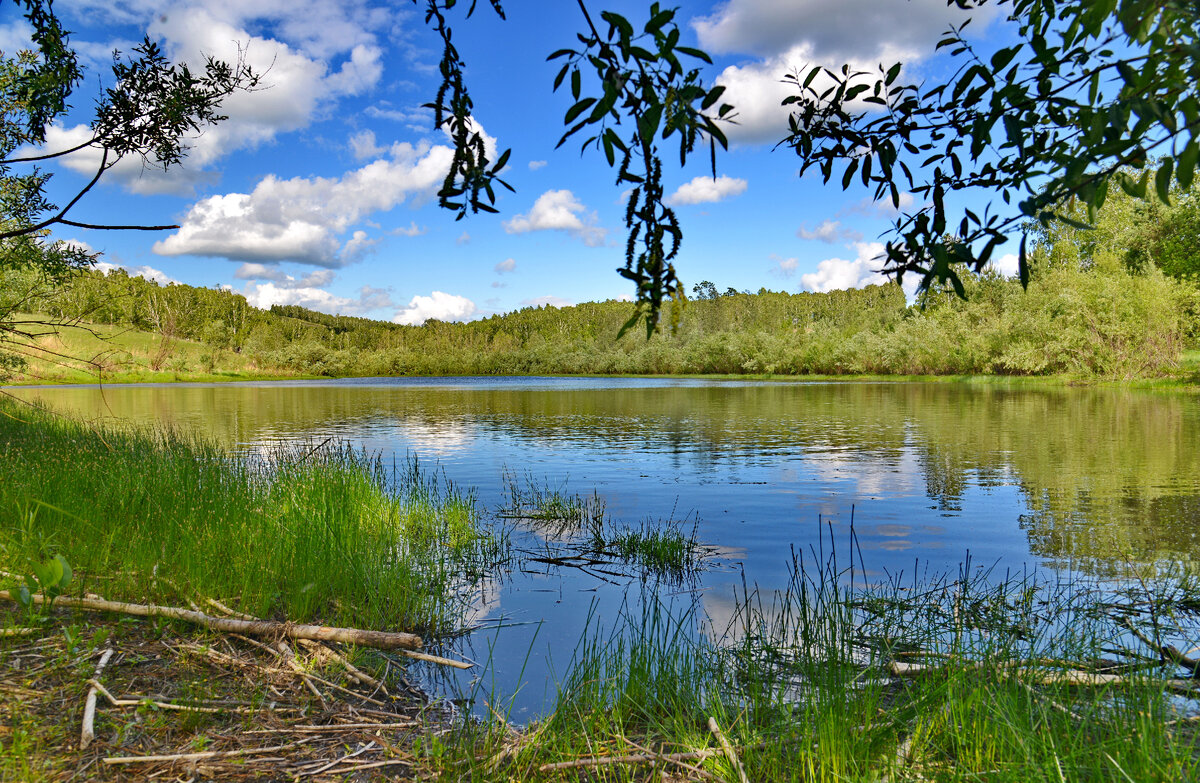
[7,368,1200,391]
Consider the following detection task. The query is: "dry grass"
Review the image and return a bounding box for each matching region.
[0,604,458,781]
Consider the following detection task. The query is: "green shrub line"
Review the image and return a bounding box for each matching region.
[5,260,1198,384]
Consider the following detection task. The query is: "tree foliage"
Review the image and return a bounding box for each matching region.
[11,262,1189,382]
[416,1,731,334]
[780,0,1200,297]
[550,1,733,335]
[1,1,257,246]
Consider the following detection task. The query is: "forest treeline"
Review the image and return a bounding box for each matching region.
[5,253,1196,380]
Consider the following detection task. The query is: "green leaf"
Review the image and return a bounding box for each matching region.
[31,559,54,588]
[1155,158,1174,203]
[564,97,596,124]
[841,159,859,190]
[53,555,72,589]
[639,103,663,141]
[990,47,1017,72]
[701,85,726,111]
[1177,142,1198,190]
[571,69,581,100]
[675,46,712,64]
[644,9,674,34]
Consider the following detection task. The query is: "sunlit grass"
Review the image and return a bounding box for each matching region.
[0,399,501,635]
[1,314,302,384]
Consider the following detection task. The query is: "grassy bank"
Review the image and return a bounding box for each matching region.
[0,399,498,636]
[1,315,309,385]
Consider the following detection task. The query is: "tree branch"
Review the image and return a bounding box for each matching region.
[1,135,100,164]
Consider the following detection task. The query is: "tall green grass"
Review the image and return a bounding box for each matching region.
[442,535,1200,781]
[0,399,500,634]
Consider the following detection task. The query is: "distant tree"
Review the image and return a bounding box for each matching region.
[778,0,1200,297]
[691,280,718,300]
[1029,168,1200,280]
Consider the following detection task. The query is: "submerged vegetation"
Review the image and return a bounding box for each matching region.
[501,474,709,582]
[442,545,1200,781]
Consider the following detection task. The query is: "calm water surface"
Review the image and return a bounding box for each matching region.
[11,377,1200,719]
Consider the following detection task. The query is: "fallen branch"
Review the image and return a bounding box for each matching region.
[1122,618,1200,676]
[538,748,718,773]
[103,743,297,765]
[298,638,387,692]
[0,627,38,638]
[87,679,245,714]
[397,648,474,670]
[246,722,419,733]
[278,641,326,707]
[80,648,114,750]
[623,735,717,782]
[708,716,749,783]
[888,660,1200,694]
[0,591,422,650]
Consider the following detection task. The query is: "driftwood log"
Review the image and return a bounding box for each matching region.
[0,591,422,650]
[888,660,1200,694]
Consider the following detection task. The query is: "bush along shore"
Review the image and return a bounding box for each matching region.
[4,258,1199,384]
[4,401,1200,780]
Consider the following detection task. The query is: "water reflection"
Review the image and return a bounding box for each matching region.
[10,378,1199,568]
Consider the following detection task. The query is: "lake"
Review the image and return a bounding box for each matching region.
[10,377,1200,719]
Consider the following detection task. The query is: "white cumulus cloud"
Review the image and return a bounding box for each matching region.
[242,281,393,315]
[666,175,748,206]
[349,129,387,160]
[693,0,983,62]
[770,255,799,278]
[494,258,516,274]
[989,253,1020,278]
[800,242,888,293]
[503,190,607,247]
[93,261,181,286]
[393,291,477,325]
[26,1,389,195]
[153,141,452,266]
[520,295,573,309]
[693,0,993,145]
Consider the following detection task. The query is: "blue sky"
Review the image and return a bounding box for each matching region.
[7,0,1019,324]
